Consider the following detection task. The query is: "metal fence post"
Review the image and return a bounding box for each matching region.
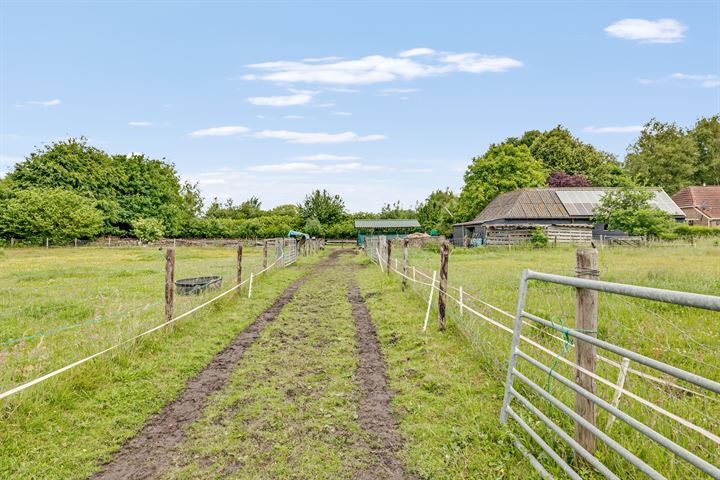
[402,238,409,291]
[438,241,449,331]
[165,248,175,322]
[575,248,599,458]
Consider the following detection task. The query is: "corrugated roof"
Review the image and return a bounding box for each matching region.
[459,187,684,226]
[672,186,720,219]
[354,219,421,228]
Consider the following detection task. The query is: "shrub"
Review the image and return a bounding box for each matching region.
[0,187,104,244]
[131,218,165,243]
[530,227,549,247]
[674,224,720,237]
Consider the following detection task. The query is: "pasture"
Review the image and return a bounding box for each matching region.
[0,242,718,479]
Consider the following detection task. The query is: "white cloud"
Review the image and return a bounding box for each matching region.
[293,154,362,161]
[326,87,359,93]
[189,125,384,143]
[242,48,522,85]
[604,18,687,43]
[637,73,720,88]
[398,47,436,57]
[303,56,344,63]
[284,115,305,120]
[189,126,250,137]
[331,111,352,116]
[247,89,317,106]
[128,121,153,127]
[252,130,385,144]
[18,99,61,107]
[380,88,419,94]
[582,125,644,134]
[313,102,336,108]
[248,162,386,173]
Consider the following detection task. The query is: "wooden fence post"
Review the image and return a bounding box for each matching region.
[402,238,409,291]
[108,236,111,247]
[237,243,243,285]
[165,248,175,322]
[46,238,49,249]
[263,240,268,269]
[386,239,392,274]
[438,241,449,331]
[74,238,78,248]
[248,272,254,298]
[575,248,599,459]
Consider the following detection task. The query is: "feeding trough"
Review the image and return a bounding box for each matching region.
[175,276,223,295]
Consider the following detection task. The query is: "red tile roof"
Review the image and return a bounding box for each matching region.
[671,186,720,220]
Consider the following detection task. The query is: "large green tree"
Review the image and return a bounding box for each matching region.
[625,120,699,195]
[0,188,104,243]
[457,144,547,221]
[691,115,720,186]
[417,188,458,235]
[298,189,346,226]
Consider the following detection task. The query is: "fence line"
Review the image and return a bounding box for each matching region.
[362,237,719,477]
[0,241,316,401]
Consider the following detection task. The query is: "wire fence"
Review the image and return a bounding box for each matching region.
[363,236,720,479]
[0,237,320,402]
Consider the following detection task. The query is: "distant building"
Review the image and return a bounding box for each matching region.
[671,186,720,227]
[354,219,421,246]
[452,187,685,246]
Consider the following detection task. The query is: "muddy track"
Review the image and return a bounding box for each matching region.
[348,274,416,480]
[89,270,316,480]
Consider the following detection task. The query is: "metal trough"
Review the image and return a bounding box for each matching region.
[175,276,222,295]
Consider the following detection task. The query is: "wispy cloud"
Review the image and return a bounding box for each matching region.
[293,154,362,161]
[242,48,522,85]
[248,162,386,173]
[189,126,384,144]
[604,18,686,44]
[247,89,317,107]
[330,111,352,116]
[284,115,305,120]
[380,88,419,94]
[253,130,385,144]
[582,125,643,134]
[637,72,720,88]
[189,126,251,137]
[128,121,154,127]
[17,99,61,107]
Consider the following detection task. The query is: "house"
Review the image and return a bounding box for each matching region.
[671,186,720,227]
[452,187,685,246]
[354,219,421,246]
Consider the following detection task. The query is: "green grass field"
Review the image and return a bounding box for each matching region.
[0,243,718,479]
[381,241,719,478]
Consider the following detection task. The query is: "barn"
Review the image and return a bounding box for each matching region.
[671,186,720,227]
[452,187,685,246]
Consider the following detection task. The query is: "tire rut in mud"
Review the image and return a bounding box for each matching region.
[348,275,416,480]
[89,274,310,480]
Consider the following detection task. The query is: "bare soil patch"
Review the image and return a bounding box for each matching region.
[89,276,308,480]
[348,276,416,480]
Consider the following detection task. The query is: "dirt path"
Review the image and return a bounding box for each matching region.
[90,276,310,480]
[348,275,414,480]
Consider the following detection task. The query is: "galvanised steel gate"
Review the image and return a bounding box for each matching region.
[501,269,720,479]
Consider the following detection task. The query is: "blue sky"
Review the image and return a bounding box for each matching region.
[1,1,719,211]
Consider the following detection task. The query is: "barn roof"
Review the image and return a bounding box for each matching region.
[671,186,720,219]
[354,219,421,229]
[458,187,684,226]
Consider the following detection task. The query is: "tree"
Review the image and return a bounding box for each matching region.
[303,217,322,237]
[379,201,416,219]
[457,144,547,221]
[528,126,628,187]
[690,115,720,186]
[417,188,458,236]
[547,171,592,187]
[298,189,346,225]
[625,119,698,195]
[0,188,104,243]
[131,218,165,243]
[593,187,675,237]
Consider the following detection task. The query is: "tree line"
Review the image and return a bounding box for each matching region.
[0,115,717,244]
